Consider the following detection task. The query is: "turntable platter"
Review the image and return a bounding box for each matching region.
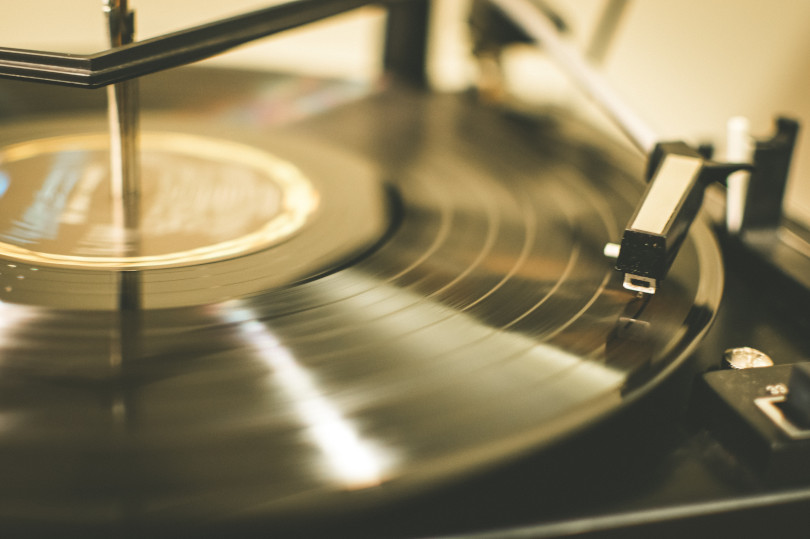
[0,69,722,535]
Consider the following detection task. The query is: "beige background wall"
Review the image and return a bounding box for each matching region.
[584,0,810,226]
[2,0,808,226]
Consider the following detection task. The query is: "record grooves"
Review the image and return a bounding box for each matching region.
[0,69,722,536]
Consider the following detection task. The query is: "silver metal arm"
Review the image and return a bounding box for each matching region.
[489,0,658,154]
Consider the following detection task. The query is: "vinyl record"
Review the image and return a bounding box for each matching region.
[0,69,722,536]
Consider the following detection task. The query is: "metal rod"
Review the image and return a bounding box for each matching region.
[490,0,658,153]
[105,0,140,243]
[107,80,140,233]
[105,0,142,376]
[586,0,630,65]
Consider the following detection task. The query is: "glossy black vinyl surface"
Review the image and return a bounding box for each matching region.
[0,70,722,536]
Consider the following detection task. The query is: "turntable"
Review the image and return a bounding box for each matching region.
[0,1,807,537]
